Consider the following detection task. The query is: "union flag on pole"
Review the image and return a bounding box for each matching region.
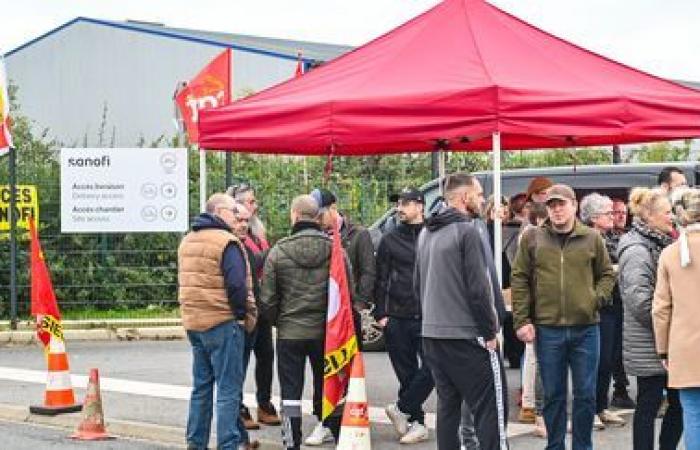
[175,48,231,144]
[29,218,63,349]
[322,219,358,419]
[0,54,13,157]
[295,52,304,78]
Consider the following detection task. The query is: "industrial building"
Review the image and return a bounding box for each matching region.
[4,17,351,146]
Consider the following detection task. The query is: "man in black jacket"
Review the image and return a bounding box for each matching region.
[375,188,433,445]
[416,173,508,450]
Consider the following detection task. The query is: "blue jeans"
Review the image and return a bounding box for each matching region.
[536,325,599,450]
[680,388,700,450]
[186,320,245,450]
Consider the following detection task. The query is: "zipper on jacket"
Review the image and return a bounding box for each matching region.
[560,250,565,325]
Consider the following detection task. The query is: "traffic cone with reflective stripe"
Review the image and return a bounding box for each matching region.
[337,352,371,450]
[29,335,82,415]
[71,368,113,440]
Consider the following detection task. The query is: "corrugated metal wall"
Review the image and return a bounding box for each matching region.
[6,21,299,147]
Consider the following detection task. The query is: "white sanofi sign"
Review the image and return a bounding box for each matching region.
[61,148,188,233]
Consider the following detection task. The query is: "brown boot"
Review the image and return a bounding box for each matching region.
[257,402,282,426]
[241,405,260,430]
[240,440,260,449]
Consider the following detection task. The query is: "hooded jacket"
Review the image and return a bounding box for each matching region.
[414,207,498,341]
[374,221,423,320]
[260,221,352,340]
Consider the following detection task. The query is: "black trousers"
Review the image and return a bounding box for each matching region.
[277,339,325,450]
[633,374,683,450]
[596,309,618,412]
[253,316,275,405]
[423,337,509,450]
[384,317,434,424]
[610,304,629,392]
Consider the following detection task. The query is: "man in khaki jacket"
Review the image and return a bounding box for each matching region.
[178,193,253,450]
[511,184,614,450]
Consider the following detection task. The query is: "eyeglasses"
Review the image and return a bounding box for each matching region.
[595,211,615,217]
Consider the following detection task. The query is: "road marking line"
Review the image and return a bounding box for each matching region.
[0,366,538,437]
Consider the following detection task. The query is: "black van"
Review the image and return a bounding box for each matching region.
[362,162,700,351]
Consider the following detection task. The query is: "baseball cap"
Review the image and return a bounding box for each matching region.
[389,187,424,204]
[310,188,337,209]
[545,184,576,204]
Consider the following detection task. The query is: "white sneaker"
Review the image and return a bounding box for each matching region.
[600,409,626,427]
[593,415,605,430]
[385,403,410,437]
[304,423,334,446]
[400,422,429,444]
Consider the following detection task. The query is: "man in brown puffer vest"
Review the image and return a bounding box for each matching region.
[178,193,255,450]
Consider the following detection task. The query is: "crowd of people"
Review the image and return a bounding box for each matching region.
[176,165,700,450]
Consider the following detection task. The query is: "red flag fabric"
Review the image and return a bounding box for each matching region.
[29,218,62,347]
[175,49,231,144]
[0,54,13,156]
[322,219,358,419]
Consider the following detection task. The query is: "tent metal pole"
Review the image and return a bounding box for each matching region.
[492,132,502,288]
[438,149,446,196]
[199,147,206,212]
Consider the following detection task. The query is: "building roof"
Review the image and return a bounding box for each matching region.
[6,17,353,64]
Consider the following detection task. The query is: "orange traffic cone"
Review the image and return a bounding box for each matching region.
[29,335,82,415]
[71,368,114,440]
[337,352,371,450]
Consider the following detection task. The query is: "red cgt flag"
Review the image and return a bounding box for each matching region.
[175,48,231,144]
[29,218,62,348]
[322,219,358,419]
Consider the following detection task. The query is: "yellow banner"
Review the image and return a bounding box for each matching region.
[324,334,358,378]
[0,185,39,233]
[39,314,64,341]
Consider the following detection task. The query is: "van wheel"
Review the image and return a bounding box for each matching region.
[361,308,386,352]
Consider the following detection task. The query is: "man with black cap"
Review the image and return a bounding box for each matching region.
[375,187,433,444]
[511,183,615,450]
[305,188,375,446]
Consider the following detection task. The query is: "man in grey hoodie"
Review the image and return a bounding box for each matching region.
[416,172,508,450]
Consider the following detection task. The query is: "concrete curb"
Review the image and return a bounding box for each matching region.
[0,318,182,332]
[0,402,283,449]
[0,326,186,344]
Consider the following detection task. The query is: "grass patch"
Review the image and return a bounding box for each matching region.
[60,305,180,320]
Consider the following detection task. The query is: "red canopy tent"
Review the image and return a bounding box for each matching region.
[199,0,700,155]
[198,0,700,280]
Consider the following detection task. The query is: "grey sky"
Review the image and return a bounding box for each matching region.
[2,0,699,81]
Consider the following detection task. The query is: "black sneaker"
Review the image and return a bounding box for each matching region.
[610,391,636,409]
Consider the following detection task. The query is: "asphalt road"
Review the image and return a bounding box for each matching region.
[0,419,177,449]
[0,340,669,449]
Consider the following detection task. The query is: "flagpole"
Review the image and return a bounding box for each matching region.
[9,145,18,330]
[199,146,206,212]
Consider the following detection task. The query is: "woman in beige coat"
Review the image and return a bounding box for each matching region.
[653,188,700,450]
